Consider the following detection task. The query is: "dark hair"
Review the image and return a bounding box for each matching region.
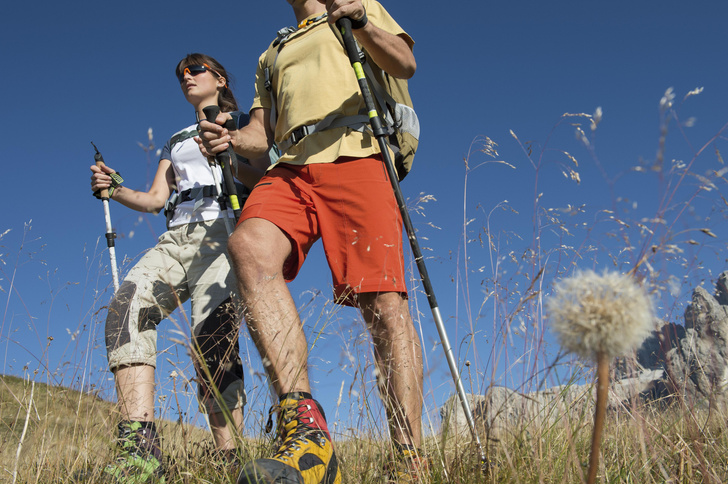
[175,53,238,112]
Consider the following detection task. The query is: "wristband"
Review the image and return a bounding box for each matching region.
[108,172,124,198]
[94,171,124,199]
[350,11,368,29]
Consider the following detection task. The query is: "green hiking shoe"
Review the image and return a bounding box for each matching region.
[104,451,165,484]
[238,392,341,484]
[103,421,165,484]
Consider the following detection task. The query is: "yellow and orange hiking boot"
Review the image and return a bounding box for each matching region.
[238,392,341,484]
[385,443,430,483]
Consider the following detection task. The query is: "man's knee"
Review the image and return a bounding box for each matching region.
[228,219,290,280]
[227,225,253,264]
[361,292,410,321]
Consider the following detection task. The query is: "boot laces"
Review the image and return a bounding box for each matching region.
[265,401,323,458]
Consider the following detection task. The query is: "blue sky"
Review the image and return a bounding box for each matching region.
[2,0,727,439]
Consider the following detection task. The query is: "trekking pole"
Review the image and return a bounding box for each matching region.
[336,18,487,467]
[91,142,120,292]
[206,153,234,236]
[202,106,243,234]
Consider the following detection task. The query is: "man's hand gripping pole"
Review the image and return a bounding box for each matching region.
[202,106,243,235]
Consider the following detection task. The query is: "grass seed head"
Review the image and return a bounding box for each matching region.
[547,269,654,361]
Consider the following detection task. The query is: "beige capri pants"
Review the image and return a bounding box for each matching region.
[105,218,245,414]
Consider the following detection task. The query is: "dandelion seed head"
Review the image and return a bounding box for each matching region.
[547,269,654,361]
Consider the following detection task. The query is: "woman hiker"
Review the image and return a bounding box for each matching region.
[90,53,270,482]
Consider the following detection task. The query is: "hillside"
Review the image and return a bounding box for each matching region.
[0,374,216,483]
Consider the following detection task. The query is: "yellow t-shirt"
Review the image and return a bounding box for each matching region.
[251,0,413,166]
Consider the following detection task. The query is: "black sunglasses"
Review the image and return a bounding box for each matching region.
[177,63,224,84]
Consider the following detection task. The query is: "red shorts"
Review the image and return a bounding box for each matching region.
[240,156,407,306]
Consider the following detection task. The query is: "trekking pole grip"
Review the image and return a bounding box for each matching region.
[91,142,110,200]
[335,18,360,65]
[202,106,238,154]
[202,105,220,124]
[202,105,243,219]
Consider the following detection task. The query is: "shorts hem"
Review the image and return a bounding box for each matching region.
[108,356,157,373]
[198,382,247,414]
[333,283,408,307]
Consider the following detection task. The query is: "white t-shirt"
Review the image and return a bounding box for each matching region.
[160,123,237,228]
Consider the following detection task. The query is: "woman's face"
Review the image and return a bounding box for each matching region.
[179,64,225,104]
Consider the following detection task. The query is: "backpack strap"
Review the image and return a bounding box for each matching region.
[169,128,198,150]
[265,21,400,156]
[265,14,340,148]
[163,184,222,228]
[264,27,295,133]
[361,61,395,128]
[276,112,370,154]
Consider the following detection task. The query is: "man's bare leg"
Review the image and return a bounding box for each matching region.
[359,291,423,448]
[229,218,341,483]
[228,218,310,395]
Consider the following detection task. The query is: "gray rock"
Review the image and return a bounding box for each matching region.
[440,271,728,436]
[663,283,728,406]
[716,272,728,306]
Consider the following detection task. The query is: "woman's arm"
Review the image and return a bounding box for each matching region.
[90,159,175,214]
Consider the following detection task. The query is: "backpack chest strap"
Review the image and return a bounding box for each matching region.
[276,113,370,154]
[164,184,222,227]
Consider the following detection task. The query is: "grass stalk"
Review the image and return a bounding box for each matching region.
[11,380,34,484]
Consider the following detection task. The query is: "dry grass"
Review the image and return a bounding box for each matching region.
[4,373,728,483]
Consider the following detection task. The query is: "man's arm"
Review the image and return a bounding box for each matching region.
[322,0,416,79]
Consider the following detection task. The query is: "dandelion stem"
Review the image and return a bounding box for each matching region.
[587,351,609,483]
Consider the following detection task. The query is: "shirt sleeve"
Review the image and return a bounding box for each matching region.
[250,50,272,112]
[159,138,173,163]
[364,0,414,48]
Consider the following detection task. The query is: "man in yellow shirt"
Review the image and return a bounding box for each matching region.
[199,1,424,482]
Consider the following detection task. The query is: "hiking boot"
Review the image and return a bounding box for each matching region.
[238,392,341,484]
[210,448,241,481]
[385,443,430,483]
[104,421,165,484]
